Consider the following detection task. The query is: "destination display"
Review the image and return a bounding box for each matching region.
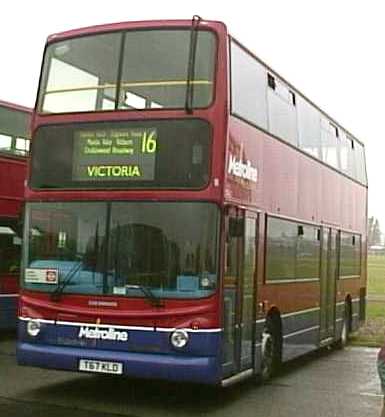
[31,119,210,189]
[72,128,158,181]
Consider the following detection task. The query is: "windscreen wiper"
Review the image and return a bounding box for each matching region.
[125,284,164,308]
[185,15,202,114]
[50,260,83,302]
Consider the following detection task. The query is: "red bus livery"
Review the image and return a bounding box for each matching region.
[0,100,31,330]
[17,18,367,385]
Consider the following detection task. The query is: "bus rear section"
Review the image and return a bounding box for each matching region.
[0,101,31,329]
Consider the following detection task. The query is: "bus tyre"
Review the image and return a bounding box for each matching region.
[260,327,280,382]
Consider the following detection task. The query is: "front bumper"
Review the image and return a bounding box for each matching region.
[17,342,222,384]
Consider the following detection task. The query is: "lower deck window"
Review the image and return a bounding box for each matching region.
[266,217,320,282]
[0,222,21,275]
[339,232,361,277]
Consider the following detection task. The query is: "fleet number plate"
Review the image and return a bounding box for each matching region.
[79,359,123,375]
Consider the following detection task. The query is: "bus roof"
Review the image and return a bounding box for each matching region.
[46,19,226,43]
[0,100,31,114]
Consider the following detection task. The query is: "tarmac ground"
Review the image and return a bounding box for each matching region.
[0,333,382,417]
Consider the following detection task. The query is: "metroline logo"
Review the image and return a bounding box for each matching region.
[228,153,258,183]
[78,326,128,342]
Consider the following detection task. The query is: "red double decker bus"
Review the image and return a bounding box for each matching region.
[0,100,31,330]
[17,18,367,385]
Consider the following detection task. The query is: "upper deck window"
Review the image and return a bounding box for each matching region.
[0,134,30,157]
[0,134,12,152]
[38,29,216,114]
[354,142,367,184]
[321,118,339,169]
[339,232,361,278]
[0,105,31,156]
[230,42,268,129]
[230,38,367,186]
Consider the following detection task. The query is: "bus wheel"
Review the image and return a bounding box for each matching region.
[260,327,280,382]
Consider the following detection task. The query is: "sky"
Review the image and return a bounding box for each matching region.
[2,0,384,228]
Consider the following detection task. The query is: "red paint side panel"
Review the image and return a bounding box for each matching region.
[1,274,19,293]
[259,282,320,314]
[297,156,322,222]
[225,116,367,232]
[0,155,26,218]
[226,116,367,315]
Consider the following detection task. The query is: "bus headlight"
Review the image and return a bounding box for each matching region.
[170,329,189,348]
[27,320,41,337]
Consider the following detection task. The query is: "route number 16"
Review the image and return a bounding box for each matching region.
[141,130,157,153]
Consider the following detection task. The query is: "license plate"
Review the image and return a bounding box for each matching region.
[79,359,123,375]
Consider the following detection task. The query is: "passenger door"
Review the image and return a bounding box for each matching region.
[222,207,257,376]
[319,228,338,342]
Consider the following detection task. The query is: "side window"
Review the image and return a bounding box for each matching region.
[230,41,268,129]
[339,131,356,178]
[0,106,31,140]
[354,142,367,184]
[230,41,366,185]
[296,224,321,279]
[297,96,321,158]
[15,137,30,155]
[266,218,296,281]
[267,74,298,146]
[321,118,339,169]
[0,134,30,156]
[339,232,361,277]
[266,217,320,282]
[0,134,12,152]
[0,225,21,275]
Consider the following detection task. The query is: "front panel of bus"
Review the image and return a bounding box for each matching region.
[17,21,229,384]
